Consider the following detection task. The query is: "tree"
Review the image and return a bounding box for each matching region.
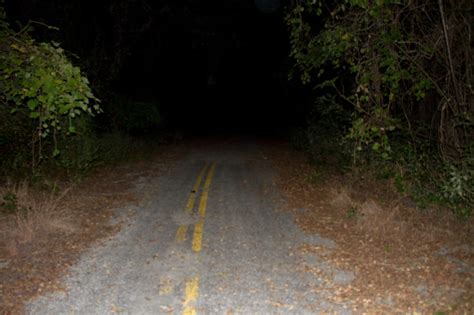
[286,0,473,215]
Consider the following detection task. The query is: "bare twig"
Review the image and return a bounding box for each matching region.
[438,0,460,105]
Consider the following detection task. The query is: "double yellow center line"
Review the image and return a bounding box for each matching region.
[175,164,209,243]
[177,162,216,315]
[192,162,215,252]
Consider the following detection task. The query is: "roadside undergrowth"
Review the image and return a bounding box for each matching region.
[0,170,135,313]
[268,142,473,313]
[0,140,182,314]
[1,182,75,256]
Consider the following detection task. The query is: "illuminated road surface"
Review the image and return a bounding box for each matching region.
[28,140,353,314]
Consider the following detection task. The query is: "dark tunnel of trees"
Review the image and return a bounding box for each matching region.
[0,0,472,215]
[4,0,301,134]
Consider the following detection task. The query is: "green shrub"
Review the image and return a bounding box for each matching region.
[0,3,100,171]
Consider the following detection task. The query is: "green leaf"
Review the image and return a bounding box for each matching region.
[27,99,38,110]
[53,148,60,157]
[68,126,76,133]
[29,112,40,119]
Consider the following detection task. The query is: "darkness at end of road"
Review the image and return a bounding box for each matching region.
[119,0,306,136]
[6,0,310,137]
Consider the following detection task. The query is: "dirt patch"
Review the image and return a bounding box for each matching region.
[0,147,183,314]
[266,141,474,313]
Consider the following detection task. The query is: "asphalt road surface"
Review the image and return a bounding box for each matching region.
[28,140,353,314]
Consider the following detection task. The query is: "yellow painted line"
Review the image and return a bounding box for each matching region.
[182,277,199,315]
[192,163,216,252]
[181,163,216,314]
[198,191,209,218]
[175,225,188,242]
[182,307,196,315]
[185,164,208,214]
[191,221,204,252]
[203,163,216,190]
[176,163,208,242]
[198,163,216,218]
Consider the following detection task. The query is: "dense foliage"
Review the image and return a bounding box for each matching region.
[0,3,101,172]
[1,2,167,177]
[286,0,473,216]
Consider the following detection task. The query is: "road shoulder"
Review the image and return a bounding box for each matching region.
[265,141,474,313]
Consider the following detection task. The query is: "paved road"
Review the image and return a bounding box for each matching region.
[28,140,353,314]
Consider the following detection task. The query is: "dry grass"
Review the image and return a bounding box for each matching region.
[0,177,121,314]
[0,182,76,256]
[329,188,407,240]
[0,141,183,314]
